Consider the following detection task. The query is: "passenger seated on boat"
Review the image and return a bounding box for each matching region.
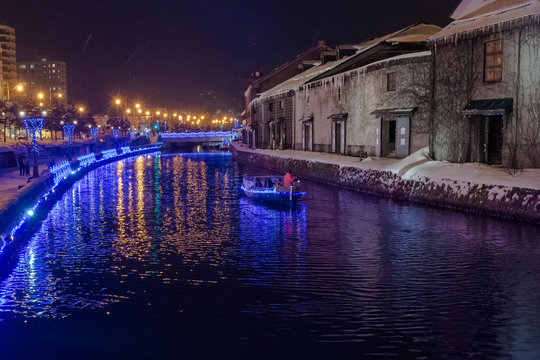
[255,179,263,188]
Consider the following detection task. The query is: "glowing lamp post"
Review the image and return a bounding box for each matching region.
[23,118,43,178]
[63,124,75,160]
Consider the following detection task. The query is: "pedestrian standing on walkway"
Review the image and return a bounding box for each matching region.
[25,156,31,176]
[18,154,25,176]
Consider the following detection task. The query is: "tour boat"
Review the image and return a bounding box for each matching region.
[241,175,305,203]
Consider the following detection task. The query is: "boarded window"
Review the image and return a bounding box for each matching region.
[279,100,283,109]
[387,73,396,91]
[484,40,503,82]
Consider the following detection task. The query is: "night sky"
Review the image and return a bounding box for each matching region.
[4,0,460,114]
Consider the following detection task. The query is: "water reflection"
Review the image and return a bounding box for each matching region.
[0,153,539,359]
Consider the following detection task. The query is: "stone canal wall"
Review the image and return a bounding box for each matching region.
[231,143,540,224]
[0,145,161,276]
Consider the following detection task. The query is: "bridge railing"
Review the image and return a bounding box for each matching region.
[160,131,232,139]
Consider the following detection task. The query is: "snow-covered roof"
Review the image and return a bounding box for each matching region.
[254,23,438,102]
[430,0,540,43]
[246,42,331,90]
[364,50,431,69]
[309,22,440,82]
[451,0,497,19]
[257,50,431,102]
[257,56,351,99]
[385,24,443,43]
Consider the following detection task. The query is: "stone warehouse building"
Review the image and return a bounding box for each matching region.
[249,22,441,158]
[251,54,351,151]
[244,41,332,148]
[243,0,540,168]
[429,0,540,168]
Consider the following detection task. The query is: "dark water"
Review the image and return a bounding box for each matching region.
[1,153,539,359]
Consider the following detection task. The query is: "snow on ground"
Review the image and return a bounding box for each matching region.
[0,164,49,211]
[234,143,540,191]
[402,160,540,191]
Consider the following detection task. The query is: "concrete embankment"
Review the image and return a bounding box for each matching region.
[0,145,161,276]
[231,143,540,224]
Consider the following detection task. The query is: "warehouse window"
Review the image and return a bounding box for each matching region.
[484,40,503,82]
[387,72,396,91]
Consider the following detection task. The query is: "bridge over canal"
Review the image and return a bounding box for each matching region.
[161,131,232,152]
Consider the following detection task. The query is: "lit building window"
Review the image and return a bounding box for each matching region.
[484,40,503,82]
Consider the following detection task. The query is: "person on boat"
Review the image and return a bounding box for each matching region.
[284,169,294,187]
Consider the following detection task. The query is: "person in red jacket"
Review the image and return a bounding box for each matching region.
[284,169,294,187]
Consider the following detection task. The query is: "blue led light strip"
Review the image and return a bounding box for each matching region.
[240,185,306,196]
[77,153,97,168]
[4,145,161,246]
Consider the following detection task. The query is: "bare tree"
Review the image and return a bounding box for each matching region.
[507,25,540,170]
[0,101,19,142]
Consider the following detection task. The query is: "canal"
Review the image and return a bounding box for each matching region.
[0,152,539,359]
